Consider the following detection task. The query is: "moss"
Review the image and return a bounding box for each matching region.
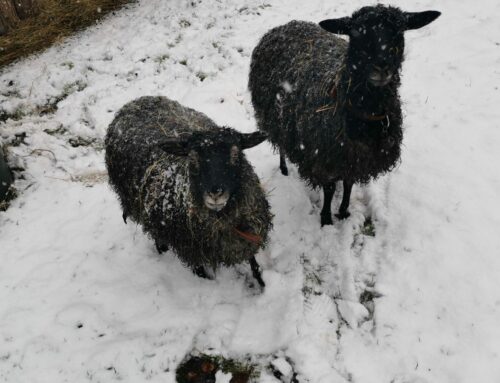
[179,19,191,28]
[1,80,87,120]
[61,61,74,69]
[302,271,323,297]
[69,136,96,148]
[0,105,27,122]
[361,217,375,237]
[0,186,16,211]
[359,289,382,321]
[196,71,207,82]
[154,54,169,64]
[176,354,257,383]
[43,125,67,136]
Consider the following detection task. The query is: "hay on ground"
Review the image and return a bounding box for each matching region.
[0,0,135,68]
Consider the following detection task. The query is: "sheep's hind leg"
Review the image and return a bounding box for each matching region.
[335,180,353,220]
[320,184,336,226]
[279,151,288,176]
[249,256,265,288]
[193,265,209,279]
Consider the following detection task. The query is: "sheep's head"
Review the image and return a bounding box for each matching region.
[159,129,267,212]
[319,5,440,87]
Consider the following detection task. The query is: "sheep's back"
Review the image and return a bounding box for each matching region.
[105,97,210,225]
[249,21,348,185]
[106,96,218,159]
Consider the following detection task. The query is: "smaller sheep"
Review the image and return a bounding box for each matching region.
[105,96,272,286]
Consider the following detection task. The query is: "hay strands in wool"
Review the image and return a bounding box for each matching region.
[316,85,338,113]
[315,67,344,114]
[346,99,388,122]
[315,102,338,114]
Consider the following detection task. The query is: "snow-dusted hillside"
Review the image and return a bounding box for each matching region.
[1,0,499,382]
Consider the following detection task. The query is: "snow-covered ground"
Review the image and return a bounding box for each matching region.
[1,0,500,381]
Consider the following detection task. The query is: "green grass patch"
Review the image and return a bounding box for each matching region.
[176,354,257,383]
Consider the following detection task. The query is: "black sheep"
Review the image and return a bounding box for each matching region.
[105,96,272,286]
[249,5,440,225]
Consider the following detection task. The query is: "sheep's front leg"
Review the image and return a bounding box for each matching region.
[279,150,288,176]
[335,180,353,220]
[320,183,336,226]
[249,256,265,288]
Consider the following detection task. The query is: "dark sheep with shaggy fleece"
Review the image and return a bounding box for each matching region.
[105,96,272,286]
[249,5,440,225]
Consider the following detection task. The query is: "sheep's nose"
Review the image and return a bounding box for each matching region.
[382,68,393,80]
[208,187,225,198]
[204,187,230,211]
[374,65,393,77]
[369,66,393,86]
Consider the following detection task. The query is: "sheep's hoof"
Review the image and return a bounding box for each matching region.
[193,266,209,279]
[249,256,265,288]
[335,211,351,220]
[155,240,169,254]
[320,214,333,226]
[279,154,288,176]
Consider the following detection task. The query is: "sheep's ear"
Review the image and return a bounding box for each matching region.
[319,17,352,35]
[239,131,268,150]
[404,11,441,31]
[158,137,191,156]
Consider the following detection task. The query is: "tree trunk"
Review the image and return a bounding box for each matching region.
[0,0,20,35]
[13,0,40,20]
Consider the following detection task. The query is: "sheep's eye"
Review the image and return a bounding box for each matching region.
[230,145,239,165]
[389,46,400,55]
[350,29,361,38]
[189,150,200,169]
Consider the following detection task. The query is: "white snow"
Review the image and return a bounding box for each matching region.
[1,0,500,382]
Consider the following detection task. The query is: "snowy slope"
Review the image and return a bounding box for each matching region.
[1,0,500,382]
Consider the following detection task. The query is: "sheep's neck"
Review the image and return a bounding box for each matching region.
[337,62,400,143]
[341,66,399,119]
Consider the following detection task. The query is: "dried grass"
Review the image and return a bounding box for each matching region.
[0,0,135,68]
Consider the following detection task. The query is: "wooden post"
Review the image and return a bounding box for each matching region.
[0,145,13,202]
[14,0,40,20]
[0,0,20,35]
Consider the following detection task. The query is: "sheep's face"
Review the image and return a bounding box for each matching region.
[159,129,267,212]
[319,6,440,87]
[191,142,241,212]
[348,14,405,87]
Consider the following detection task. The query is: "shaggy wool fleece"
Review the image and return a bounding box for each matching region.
[105,96,272,268]
[249,20,403,187]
